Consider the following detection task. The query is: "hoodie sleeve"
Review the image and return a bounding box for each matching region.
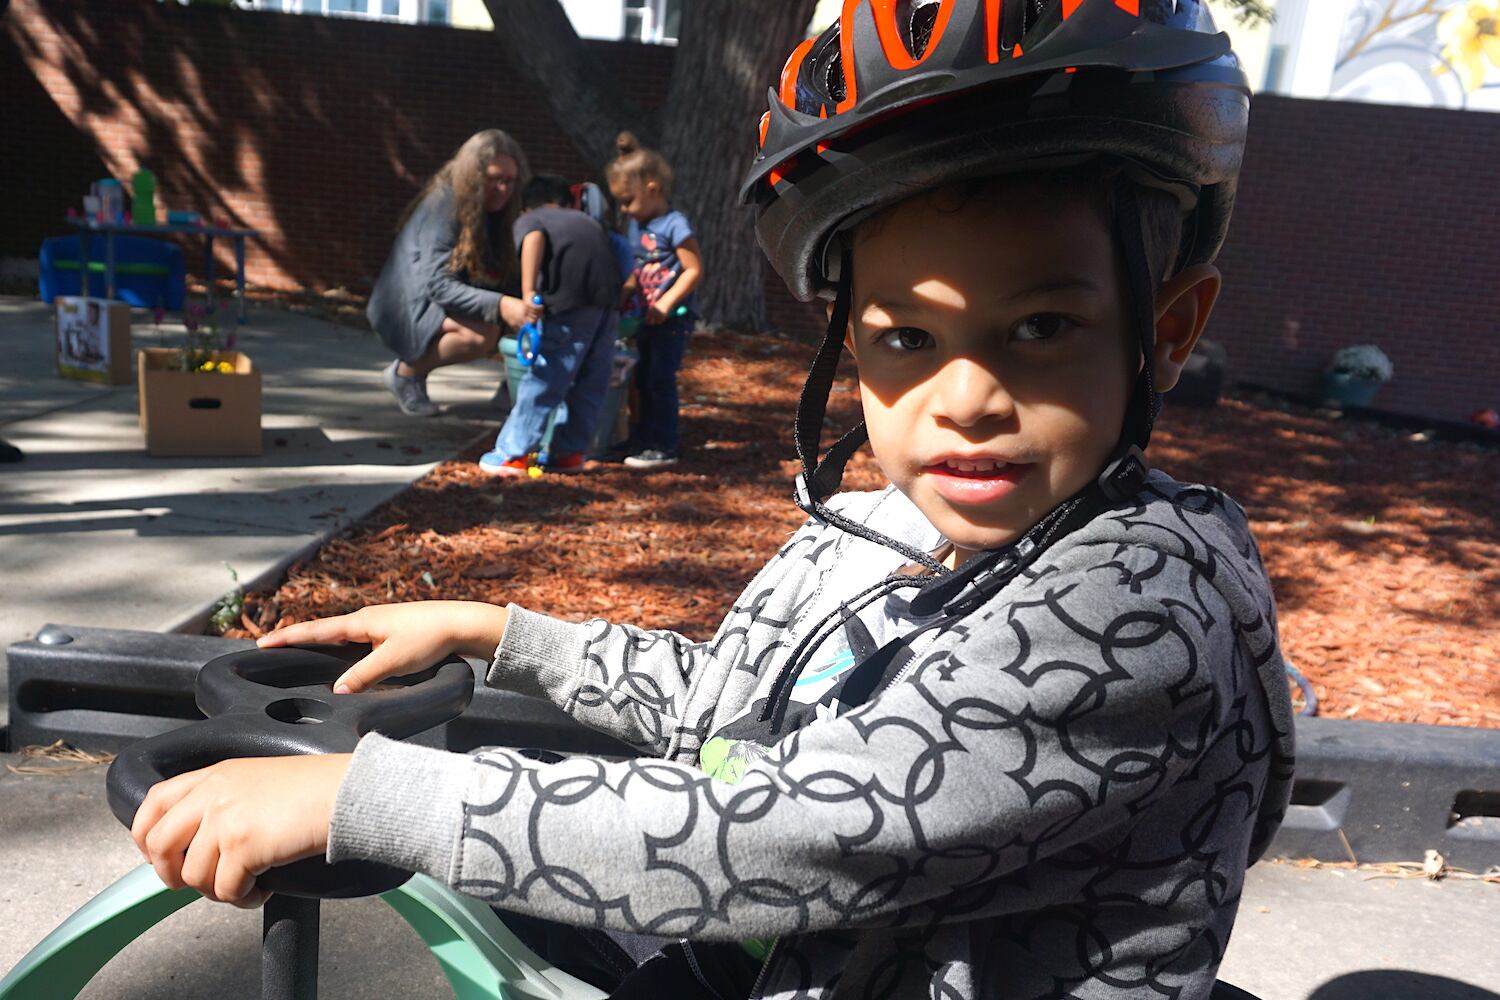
[482,604,717,757]
[482,516,828,757]
[329,540,1283,941]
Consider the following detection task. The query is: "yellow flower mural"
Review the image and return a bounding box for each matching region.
[1436,1,1500,92]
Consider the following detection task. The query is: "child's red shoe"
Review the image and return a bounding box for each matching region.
[542,451,587,474]
[479,451,534,477]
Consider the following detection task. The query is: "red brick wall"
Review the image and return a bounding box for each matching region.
[2,0,673,293]
[5,3,1497,421]
[1210,94,1500,424]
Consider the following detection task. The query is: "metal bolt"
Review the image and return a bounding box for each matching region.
[36,626,74,646]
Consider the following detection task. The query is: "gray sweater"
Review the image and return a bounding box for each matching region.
[329,474,1295,999]
[367,189,508,362]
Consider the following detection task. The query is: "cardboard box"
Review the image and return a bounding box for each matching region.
[138,348,262,457]
[55,296,132,385]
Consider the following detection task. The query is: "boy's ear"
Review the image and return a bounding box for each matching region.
[1150,264,1221,393]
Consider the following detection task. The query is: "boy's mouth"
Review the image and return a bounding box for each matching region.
[922,457,1032,505]
[926,455,1029,477]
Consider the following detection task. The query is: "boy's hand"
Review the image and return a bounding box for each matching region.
[258,601,509,694]
[500,295,543,329]
[131,754,352,908]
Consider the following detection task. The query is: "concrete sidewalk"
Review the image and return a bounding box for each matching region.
[0,294,506,730]
[1,750,1496,999]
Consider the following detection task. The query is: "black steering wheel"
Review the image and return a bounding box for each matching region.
[106,644,474,899]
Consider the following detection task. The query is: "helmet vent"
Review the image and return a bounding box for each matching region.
[907,0,941,60]
[826,48,848,104]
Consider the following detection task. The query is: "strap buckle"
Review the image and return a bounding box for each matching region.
[1097,445,1150,504]
[794,473,824,520]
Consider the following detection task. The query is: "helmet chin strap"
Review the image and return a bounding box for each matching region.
[792,176,1160,593]
[791,255,950,573]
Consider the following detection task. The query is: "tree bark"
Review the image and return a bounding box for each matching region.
[479,0,644,168]
[481,0,818,330]
[658,0,818,330]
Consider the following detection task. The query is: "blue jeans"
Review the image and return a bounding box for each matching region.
[495,308,616,458]
[632,315,691,453]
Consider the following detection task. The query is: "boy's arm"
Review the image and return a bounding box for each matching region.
[518,229,546,303]
[485,515,828,757]
[331,543,1285,940]
[483,605,715,757]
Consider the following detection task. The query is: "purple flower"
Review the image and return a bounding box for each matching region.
[152,305,165,326]
[184,314,199,334]
[225,332,237,351]
[188,302,206,319]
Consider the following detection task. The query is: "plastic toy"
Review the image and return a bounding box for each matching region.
[516,294,545,367]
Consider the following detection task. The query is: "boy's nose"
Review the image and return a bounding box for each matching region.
[935,356,1014,428]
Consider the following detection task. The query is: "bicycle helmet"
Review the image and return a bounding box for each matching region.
[743,0,1248,301]
[740,0,1251,578]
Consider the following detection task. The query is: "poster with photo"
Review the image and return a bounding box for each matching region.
[56,296,131,384]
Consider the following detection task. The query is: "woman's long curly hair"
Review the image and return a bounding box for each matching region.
[402,129,531,284]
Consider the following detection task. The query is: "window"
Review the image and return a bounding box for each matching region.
[425,0,448,22]
[659,0,680,42]
[623,0,648,41]
[622,0,680,44]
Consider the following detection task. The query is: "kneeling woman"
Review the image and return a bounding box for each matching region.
[369,129,543,416]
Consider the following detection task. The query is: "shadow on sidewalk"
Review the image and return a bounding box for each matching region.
[1312,971,1500,1000]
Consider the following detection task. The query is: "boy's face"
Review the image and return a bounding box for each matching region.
[847,181,1139,559]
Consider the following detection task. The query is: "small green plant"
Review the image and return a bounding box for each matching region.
[207,563,244,635]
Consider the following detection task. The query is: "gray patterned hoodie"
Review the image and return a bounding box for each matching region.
[329,472,1295,999]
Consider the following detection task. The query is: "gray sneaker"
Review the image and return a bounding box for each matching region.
[623,449,679,470]
[383,361,439,417]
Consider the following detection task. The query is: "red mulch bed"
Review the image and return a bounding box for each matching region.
[224,329,1500,729]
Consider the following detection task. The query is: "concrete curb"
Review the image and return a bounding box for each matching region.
[1270,716,1500,872]
[158,426,494,639]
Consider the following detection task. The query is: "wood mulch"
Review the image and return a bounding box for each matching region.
[223,328,1500,729]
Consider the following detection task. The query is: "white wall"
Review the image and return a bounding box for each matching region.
[558,0,626,40]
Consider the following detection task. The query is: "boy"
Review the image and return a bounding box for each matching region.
[131,3,1294,998]
[479,175,623,476]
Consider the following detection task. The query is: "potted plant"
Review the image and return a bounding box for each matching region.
[1322,344,1393,407]
[137,300,262,456]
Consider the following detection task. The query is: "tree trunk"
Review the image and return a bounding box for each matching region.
[479,0,644,168]
[481,0,818,330]
[657,0,818,330]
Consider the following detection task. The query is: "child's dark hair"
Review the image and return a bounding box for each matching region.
[522,175,576,211]
[606,131,674,200]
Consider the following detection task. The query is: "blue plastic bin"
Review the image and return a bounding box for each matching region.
[39,235,187,310]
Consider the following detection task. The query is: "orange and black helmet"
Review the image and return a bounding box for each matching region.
[741,0,1250,302]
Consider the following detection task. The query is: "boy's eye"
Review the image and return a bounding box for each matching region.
[1013,314,1072,342]
[878,327,932,352]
